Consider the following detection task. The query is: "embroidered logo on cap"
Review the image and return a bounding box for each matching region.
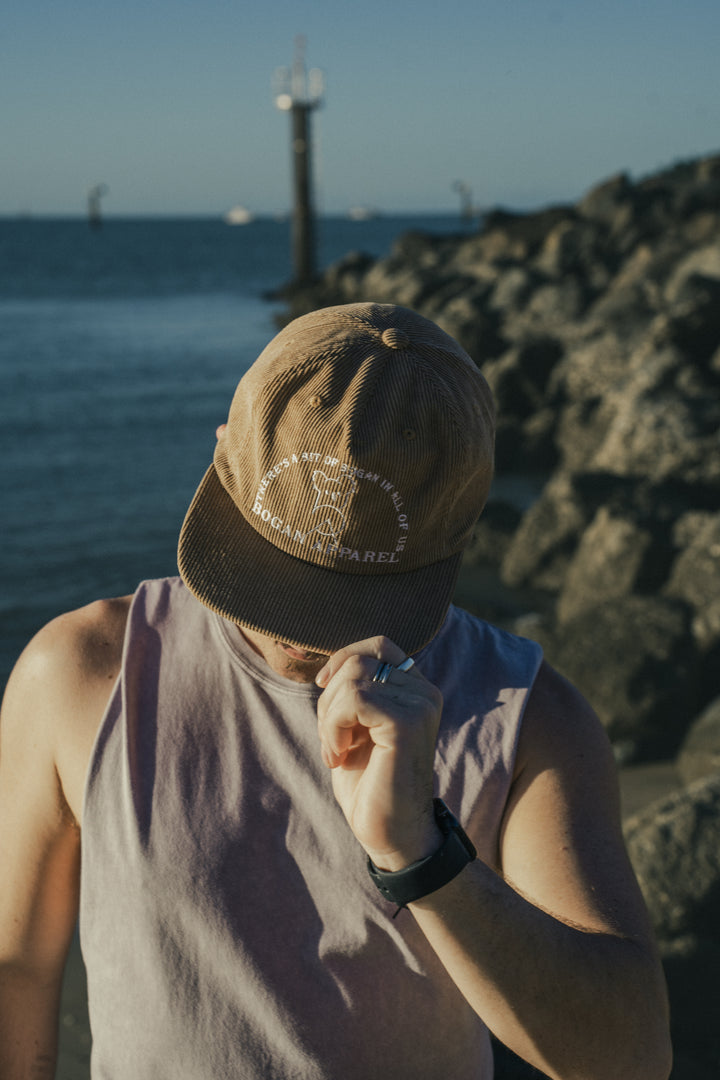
[250,451,410,568]
[310,469,357,545]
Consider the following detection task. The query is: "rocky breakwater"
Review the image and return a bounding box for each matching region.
[288,154,720,1077]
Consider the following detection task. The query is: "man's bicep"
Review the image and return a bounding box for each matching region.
[499,662,654,943]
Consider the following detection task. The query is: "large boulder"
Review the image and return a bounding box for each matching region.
[462,500,523,568]
[481,337,564,470]
[488,265,540,314]
[655,273,720,367]
[320,251,376,301]
[562,474,709,614]
[522,277,588,328]
[359,258,439,309]
[582,243,662,337]
[469,205,576,264]
[676,697,720,786]
[665,511,720,705]
[551,332,633,472]
[624,774,720,940]
[499,470,678,597]
[623,775,720,1075]
[534,218,610,289]
[664,246,720,304]
[555,506,669,625]
[526,595,699,761]
[589,343,720,486]
[428,285,507,365]
[577,171,634,229]
[500,472,588,592]
[665,512,720,628]
[482,337,564,416]
[556,274,720,481]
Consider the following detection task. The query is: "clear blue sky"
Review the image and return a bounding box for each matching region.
[3,0,719,217]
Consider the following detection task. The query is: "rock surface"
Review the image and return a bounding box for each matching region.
[526,596,699,762]
[288,152,720,1075]
[677,696,720,785]
[625,775,720,941]
[625,777,720,1075]
[289,151,720,762]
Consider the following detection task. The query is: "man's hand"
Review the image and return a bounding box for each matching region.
[315,637,443,871]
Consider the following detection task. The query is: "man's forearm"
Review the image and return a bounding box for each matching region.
[409,859,671,1080]
[0,970,62,1079]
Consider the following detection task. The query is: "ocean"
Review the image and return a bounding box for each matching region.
[0,213,472,688]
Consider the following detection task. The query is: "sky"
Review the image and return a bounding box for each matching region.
[2,0,720,218]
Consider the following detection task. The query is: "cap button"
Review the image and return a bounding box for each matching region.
[381,328,410,350]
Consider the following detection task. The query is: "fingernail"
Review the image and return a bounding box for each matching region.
[315,664,329,687]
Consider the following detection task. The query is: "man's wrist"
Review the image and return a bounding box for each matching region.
[363,820,444,874]
[367,799,477,909]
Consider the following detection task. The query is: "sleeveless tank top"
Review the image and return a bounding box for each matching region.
[80,578,542,1079]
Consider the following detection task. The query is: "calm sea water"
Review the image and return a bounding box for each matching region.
[1,214,474,686]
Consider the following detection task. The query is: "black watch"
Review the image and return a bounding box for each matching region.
[367,798,477,909]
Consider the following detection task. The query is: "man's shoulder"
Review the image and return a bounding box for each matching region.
[1,594,134,826]
[8,594,133,713]
[32,595,132,679]
[515,660,616,786]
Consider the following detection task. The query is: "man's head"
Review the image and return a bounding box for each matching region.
[178,302,495,655]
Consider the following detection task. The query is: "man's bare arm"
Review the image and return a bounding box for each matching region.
[0,599,128,1078]
[317,646,672,1080]
[408,662,670,1080]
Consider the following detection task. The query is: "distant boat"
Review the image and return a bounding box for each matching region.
[347,206,380,221]
[224,205,255,225]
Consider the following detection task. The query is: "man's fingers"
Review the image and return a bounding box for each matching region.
[315,636,409,689]
[316,651,436,772]
[319,713,357,768]
[316,656,383,765]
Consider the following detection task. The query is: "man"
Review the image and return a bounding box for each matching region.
[1,303,671,1079]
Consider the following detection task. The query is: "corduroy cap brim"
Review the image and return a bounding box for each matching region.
[178,463,463,656]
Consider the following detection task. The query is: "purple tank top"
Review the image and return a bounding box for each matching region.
[80,578,542,1079]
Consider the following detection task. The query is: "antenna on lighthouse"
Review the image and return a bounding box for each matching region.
[274,37,324,286]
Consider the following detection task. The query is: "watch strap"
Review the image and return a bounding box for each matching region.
[367,798,477,909]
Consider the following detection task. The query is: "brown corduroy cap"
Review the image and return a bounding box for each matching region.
[178,302,496,656]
